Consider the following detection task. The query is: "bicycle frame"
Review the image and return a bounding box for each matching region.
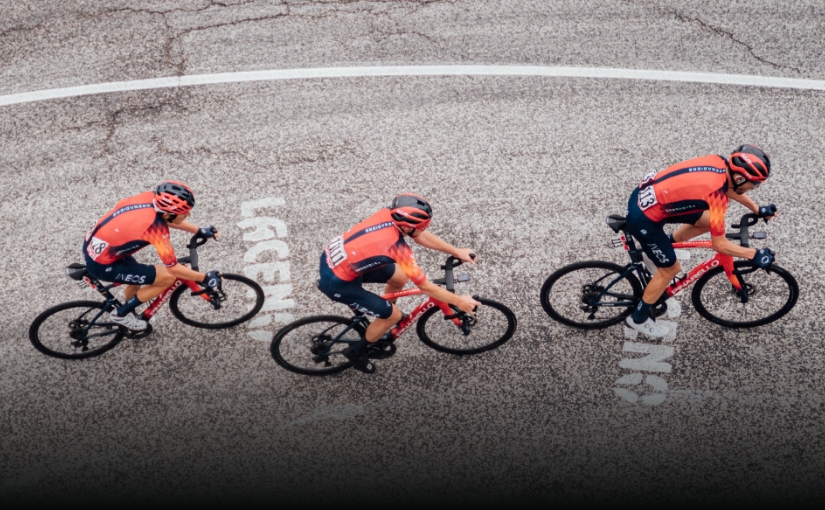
[666,240,740,297]
[79,274,209,320]
[381,288,461,340]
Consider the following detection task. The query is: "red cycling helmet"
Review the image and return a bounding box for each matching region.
[390,193,433,231]
[154,180,195,215]
[729,144,771,184]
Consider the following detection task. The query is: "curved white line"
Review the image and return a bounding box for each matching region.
[2,65,824,106]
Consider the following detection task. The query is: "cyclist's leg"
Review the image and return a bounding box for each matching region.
[133,265,176,303]
[363,263,407,304]
[626,193,679,336]
[671,211,709,242]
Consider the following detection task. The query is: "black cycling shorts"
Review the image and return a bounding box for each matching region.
[626,187,703,268]
[317,252,396,319]
[83,243,157,285]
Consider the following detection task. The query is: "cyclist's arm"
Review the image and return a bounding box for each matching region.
[709,190,757,259]
[417,280,480,312]
[726,188,759,214]
[409,230,476,264]
[147,229,206,282]
[167,219,199,234]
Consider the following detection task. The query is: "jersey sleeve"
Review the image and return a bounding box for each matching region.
[390,241,427,286]
[144,222,178,267]
[707,188,730,238]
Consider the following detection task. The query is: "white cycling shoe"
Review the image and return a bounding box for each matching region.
[109,310,148,331]
[624,316,669,338]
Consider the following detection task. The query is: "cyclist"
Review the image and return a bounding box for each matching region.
[318,193,481,373]
[82,181,222,331]
[624,144,777,337]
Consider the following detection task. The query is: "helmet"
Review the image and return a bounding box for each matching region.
[154,180,195,215]
[729,144,771,183]
[390,193,433,231]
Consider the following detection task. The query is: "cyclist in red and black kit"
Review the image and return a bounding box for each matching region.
[83,181,222,331]
[624,144,777,337]
[318,193,481,373]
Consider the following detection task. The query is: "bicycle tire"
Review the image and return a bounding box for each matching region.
[271,315,365,376]
[169,273,264,329]
[540,260,643,329]
[416,297,516,355]
[692,261,799,328]
[29,301,125,360]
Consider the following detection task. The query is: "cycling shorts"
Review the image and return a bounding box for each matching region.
[318,252,396,319]
[626,187,703,268]
[83,242,157,285]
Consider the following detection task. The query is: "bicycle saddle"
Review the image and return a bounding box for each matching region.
[65,263,88,281]
[606,215,627,233]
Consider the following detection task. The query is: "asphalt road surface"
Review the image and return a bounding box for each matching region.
[2,1,824,505]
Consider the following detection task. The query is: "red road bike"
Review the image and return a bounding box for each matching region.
[271,256,516,376]
[30,234,265,359]
[540,212,798,329]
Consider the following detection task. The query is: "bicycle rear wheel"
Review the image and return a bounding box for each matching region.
[29,301,125,359]
[692,261,799,328]
[417,297,516,355]
[271,316,365,376]
[170,273,264,329]
[540,260,643,328]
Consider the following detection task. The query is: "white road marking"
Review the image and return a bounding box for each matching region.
[2,65,825,106]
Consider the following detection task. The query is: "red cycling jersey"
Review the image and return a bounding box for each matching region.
[325,208,427,285]
[638,154,730,237]
[84,192,178,267]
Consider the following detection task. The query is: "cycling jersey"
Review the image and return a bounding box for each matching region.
[324,208,427,285]
[637,155,730,237]
[83,192,177,267]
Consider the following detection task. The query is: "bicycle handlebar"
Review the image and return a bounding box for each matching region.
[727,212,761,248]
[179,233,212,272]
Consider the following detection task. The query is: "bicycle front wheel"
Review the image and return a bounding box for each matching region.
[540,260,642,329]
[170,273,264,329]
[29,301,125,359]
[692,261,799,328]
[417,298,516,355]
[271,316,365,376]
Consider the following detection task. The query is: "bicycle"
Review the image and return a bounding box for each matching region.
[271,256,517,376]
[29,233,265,359]
[540,212,799,329]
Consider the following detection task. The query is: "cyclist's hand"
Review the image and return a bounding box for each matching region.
[752,248,775,269]
[198,225,220,239]
[456,295,482,313]
[757,204,777,221]
[202,270,222,289]
[455,249,477,264]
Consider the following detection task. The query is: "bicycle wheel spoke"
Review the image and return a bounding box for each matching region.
[693,263,798,327]
[541,261,641,328]
[170,274,264,329]
[417,298,516,354]
[29,301,125,359]
[271,316,361,375]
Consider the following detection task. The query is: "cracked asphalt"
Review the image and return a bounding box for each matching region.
[2,0,825,506]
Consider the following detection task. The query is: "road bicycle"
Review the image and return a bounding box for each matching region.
[271,256,517,376]
[540,212,798,329]
[30,234,265,359]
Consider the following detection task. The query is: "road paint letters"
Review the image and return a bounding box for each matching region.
[239,197,295,342]
[613,312,679,406]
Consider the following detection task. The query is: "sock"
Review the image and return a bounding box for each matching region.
[350,338,369,357]
[116,296,143,317]
[631,300,653,324]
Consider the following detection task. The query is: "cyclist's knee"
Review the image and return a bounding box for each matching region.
[154,266,176,287]
[661,261,681,276]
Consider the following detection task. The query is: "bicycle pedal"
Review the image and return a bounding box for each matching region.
[126,324,154,339]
